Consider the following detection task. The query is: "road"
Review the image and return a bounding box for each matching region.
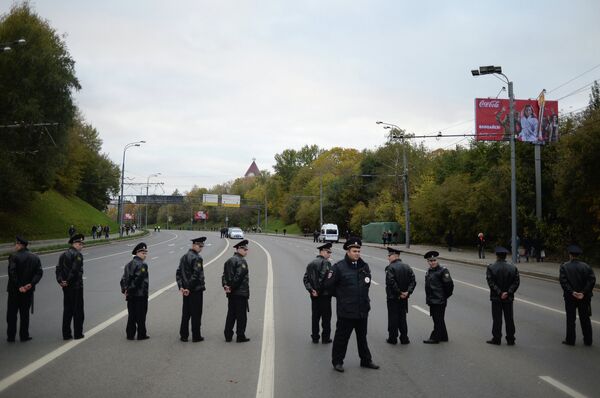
[0,231,598,398]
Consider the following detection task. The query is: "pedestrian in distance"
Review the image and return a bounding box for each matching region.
[120,242,150,340]
[385,247,416,345]
[91,225,97,240]
[6,236,43,342]
[68,225,76,238]
[559,245,596,346]
[477,232,486,259]
[176,237,207,342]
[313,230,320,243]
[222,240,251,343]
[56,234,85,340]
[303,242,333,344]
[486,246,520,346]
[423,251,454,344]
[324,237,379,372]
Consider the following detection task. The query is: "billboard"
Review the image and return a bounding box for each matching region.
[136,195,184,204]
[202,194,219,206]
[194,211,208,221]
[124,213,134,220]
[221,194,241,208]
[474,98,559,143]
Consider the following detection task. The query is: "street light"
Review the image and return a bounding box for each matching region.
[375,121,411,248]
[472,65,518,263]
[0,38,26,53]
[118,141,145,237]
[145,172,161,231]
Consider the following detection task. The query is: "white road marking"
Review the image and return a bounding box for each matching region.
[168,243,175,247]
[371,280,380,286]
[0,240,230,394]
[539,376,588,398]
[251,239,274,398]
[412,305,430,316]
[151,256,159,260]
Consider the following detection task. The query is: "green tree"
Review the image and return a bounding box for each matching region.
[0,2,80,209]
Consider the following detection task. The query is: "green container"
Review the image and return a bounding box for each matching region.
[361,222,404,244]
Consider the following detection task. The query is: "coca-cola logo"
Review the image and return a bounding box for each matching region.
[479,100,500,108]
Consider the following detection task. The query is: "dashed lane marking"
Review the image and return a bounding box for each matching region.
[412,305,430,316]
[539,376,588,398]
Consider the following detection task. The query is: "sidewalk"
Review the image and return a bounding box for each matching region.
[0,230,145,254]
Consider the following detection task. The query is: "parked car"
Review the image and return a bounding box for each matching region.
[228,227,245,239]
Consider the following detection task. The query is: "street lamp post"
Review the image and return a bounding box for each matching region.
[472,65,517,263]
[119,141,145,237]
[375,121,411,248]
[145,172,161,231]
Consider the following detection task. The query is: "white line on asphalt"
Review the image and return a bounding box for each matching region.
[0,240,230,394]
[371,280,380,286]
[151,256,159,260]
[412,305,430,316]
[539,376,588,398]
[251,239,274,398]
[168,251,174,254]
[168,243,175,247]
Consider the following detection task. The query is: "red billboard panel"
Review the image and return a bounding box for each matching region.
[474,98,559,143]
[194,211,208,220]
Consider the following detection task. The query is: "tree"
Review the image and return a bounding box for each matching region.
[0,3,80,209]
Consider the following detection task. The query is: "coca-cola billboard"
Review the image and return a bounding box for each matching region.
[474,98,559,143]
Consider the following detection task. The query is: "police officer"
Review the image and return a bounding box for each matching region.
[303,242,333,344]
[486,246,520,345]
[559,245,596,346]
[222,240,250,343]
[6,236,43,342]
[385,247,416,345]
[325,237,379,372]
[56,233,85,340]
[120,242,150,340]
[423,250,453,344]
[176,237,206,342]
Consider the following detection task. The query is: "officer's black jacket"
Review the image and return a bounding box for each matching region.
[303,255,332,295]
[324,255,371,319]
[486,259,520,301]
[120,256,149,297]
[7,249,43,293]
[56,247,84,289]
[222,253,249,298]
[559,260,596,299]
[176,249,205,292]
[425,265,453,305]
[385,259,416,300]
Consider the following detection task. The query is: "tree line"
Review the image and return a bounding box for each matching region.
[0,3,120,212]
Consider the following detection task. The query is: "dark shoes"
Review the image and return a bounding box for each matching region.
[400,338,410,345]
[486,339,501,345]
[333,363,344,373]
[21,337,32,342]
[7,337,15,343]
[360,361,380,370]
[423,339,439,344]
[74,335,85,340]
[386,338,397,345]
[562,340,575,346]
[192,337,204,342]
[180,337,189,342]
[137,335,150,340]
[506,340,515,346]
[236,336,250,343]
[322,338,332,344]
[312,339,319,344]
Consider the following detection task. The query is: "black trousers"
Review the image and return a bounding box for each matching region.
[126,296,148,339]
[224,295,248,339]
[564,298,593,345]
[62,288,84,338]
[428,304,448,341]
[491,301,515,341]
[478,246,485,259]
[310,295,332,341]
[7,291,32,340]
[332,317,372,365]
[180,291,203,339]
[387,299,408,341]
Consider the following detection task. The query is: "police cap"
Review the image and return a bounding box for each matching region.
[343,237,362,250]
[191,237,207,245]
[68,234,85,244]
[317,242,332,251]
[567,245,583,255]
[423,250,439,260]
[132,242,148,255]
[234,240,249,249]
[15,236,28,246]
[387,247,402,255]
[494,246,509,254]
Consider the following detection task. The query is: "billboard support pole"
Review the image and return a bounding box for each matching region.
[535,144,542,221]
[508,80,518,264]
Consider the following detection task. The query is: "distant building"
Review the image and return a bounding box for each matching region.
[244,159,261,177]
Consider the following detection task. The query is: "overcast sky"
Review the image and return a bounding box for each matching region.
[14,0,600,195]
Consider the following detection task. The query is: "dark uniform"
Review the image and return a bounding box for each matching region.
[56,234,85,340]
[303,242,333,343]
[176,237,206,342]
[486,247,520,345]
[222,240,250,342]
[324,237,378,372]
[423,250,454,344]
[120,242,150,340]
[559,245,596,346]
[385,247,416,345]
[6,237,43,342]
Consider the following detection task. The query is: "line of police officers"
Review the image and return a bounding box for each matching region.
[5,235,596,373]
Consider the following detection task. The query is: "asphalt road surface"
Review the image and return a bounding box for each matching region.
[1,231,598,398]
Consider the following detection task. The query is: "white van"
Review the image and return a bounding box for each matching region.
[320,223,339,243]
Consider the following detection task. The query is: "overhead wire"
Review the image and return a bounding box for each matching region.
[546,63,600,94]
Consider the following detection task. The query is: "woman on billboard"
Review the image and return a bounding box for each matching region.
[518,104,540,142]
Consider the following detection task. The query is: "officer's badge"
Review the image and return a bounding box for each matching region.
[242,264,246,269]
[141,268,146,273]
[443,272,450,279]
[364,277,371,284]
[327,271,333,278]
